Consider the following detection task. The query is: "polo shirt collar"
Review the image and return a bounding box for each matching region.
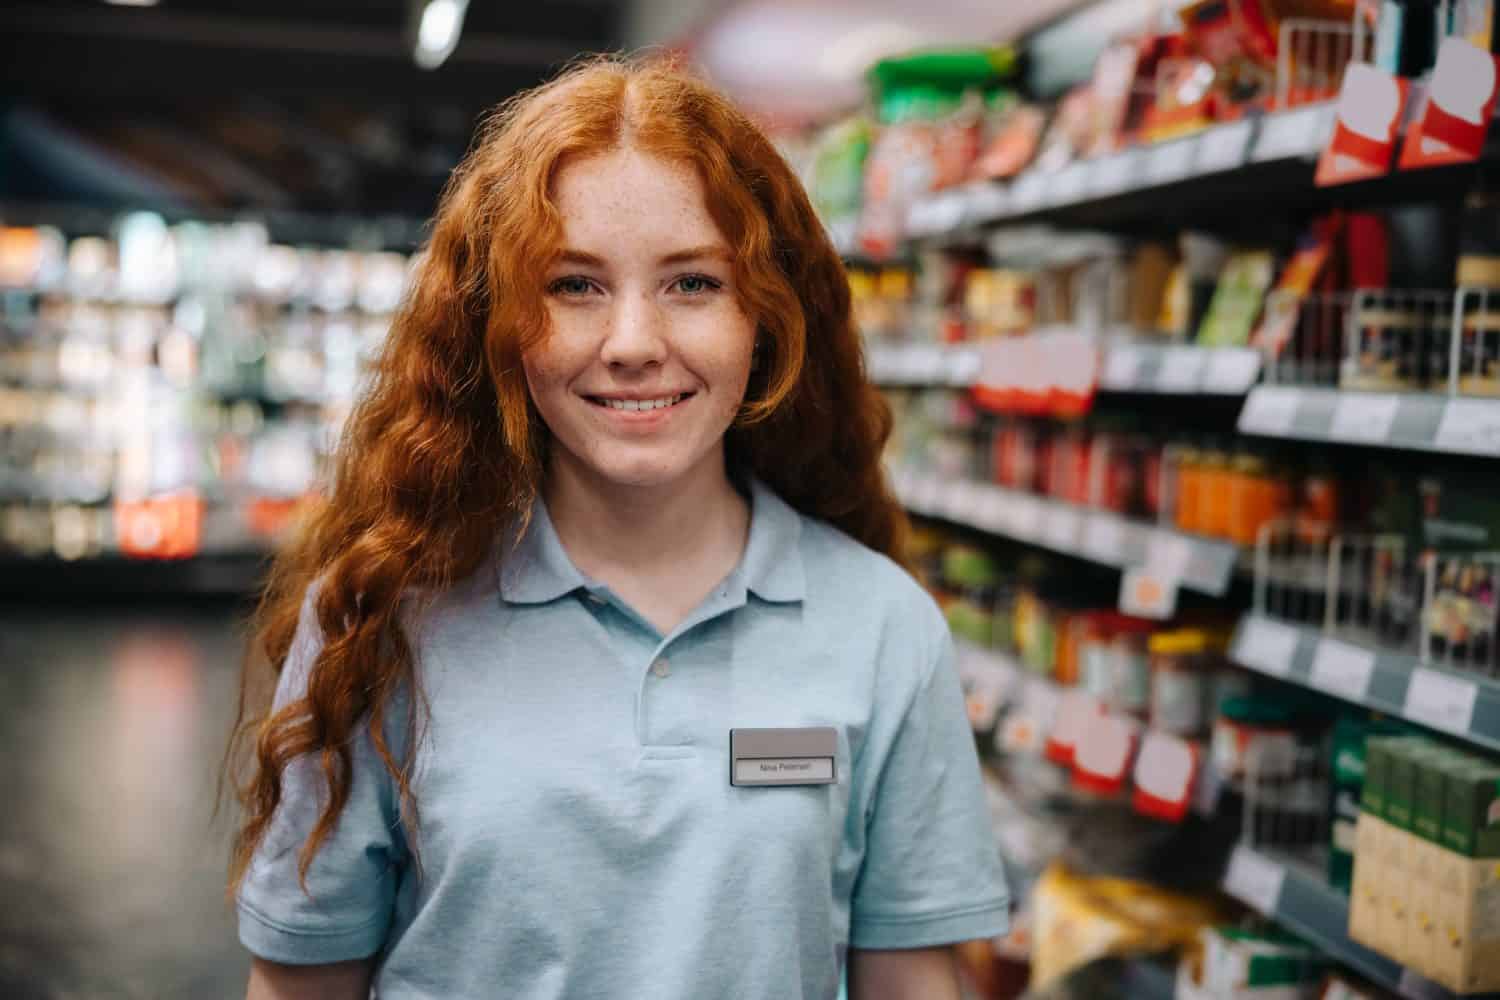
[496,477,805,606]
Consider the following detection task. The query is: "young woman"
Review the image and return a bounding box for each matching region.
[225,56,1007,1000]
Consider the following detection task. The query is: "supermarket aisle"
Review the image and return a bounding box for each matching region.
[0,603,251,999]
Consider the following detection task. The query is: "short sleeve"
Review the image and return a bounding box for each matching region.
[236,586,407,964]
[850,624,1009,950]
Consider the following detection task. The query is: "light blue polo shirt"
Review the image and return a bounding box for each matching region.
[237,478,1009,998]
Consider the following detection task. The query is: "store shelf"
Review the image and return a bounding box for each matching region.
[1229,614,1500,753]
[868,340,1262,395]
[1222,844,1491,1000]
[866,342,981,387]
[0,550,270,597]
[892,465,1239,596]
[904,105,1335,239]
[1238,386,1500,458]
[1100,343,1262,396]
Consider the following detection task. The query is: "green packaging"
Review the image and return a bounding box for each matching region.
[1386,739,1425,830]
[1444,760,1500,857]
[1416,747,1468,843]
[1362,737,1393,815]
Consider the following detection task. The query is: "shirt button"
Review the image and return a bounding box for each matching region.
[651,658,670,678]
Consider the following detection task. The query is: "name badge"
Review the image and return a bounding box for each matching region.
[730,727,838,787]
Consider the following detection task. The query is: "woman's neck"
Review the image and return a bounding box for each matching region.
[541,453,751,634]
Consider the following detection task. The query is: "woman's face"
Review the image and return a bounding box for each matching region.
[523,147,757,494]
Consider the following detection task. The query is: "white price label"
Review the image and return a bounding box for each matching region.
[1224,845,1286,915]
[1435,399,1500,457]
[1253,103,1332,161]
[944,347,981,386]
[1196,120,1254,174]
[1083,514,1126,563]
[948,480,980,521]
[977,486,1011,532]
[1156,347,1206,392]
[1010,171,1050,212]
[1134,730,1196,804]
[1050,162,1091,205]
[1310,638,1376,702]
[1010,496,1042,538]
[1330,393,1401,444]
[1119,567,1179,620]
[965,183,1010,223]
[1202,348,1262,393]
[1403,667,1479,736]
[1145,137,1197,185]
[913,474,944,514]
[1089,150,1140,196]
[1041,506,1081,550]
[909,345,944,382]
[1102,346,1144,389]
[1235,617,1299,677]
[1239,387,1302,435]
[939,480,969,520]
[1147,533,1194,580]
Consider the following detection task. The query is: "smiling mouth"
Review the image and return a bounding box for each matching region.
[586,393,693,412]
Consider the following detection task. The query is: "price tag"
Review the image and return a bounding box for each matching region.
[909,345,944,383]
[1089,150,1141,196]
[1403,667,1479,736]
[1239,387,1302,435]
[1147,532,1194,580]
[965,183,1010,223]
[1083,514,1126,564]
[1102,345,1143,389]
[959,646,1015,732]
[1041,506,1081,550]
[1119,567,1179,620]
[947,480,979,521]
[1330,393,1401,444]
[1010,495,1042,539]
[977,486,1011,532]
[1050,162,1091,205]
[1253,103,1332,161]
[1202,348,1262,393]
[915,474,945,514]
[825,217,858,256]
[1235,617,1299,677]
[1310,638,1376,702]
[1435,398,1500,457]
[1010,171,1050,213]
[1134,730,1196,806]
[1145,137,1198,186]
[944,347,981,386]
[1224,845,1286,915]
[1196,120,1254,174]
[1156,347,1206,392]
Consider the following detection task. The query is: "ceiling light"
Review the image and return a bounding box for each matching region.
[104,0,161,6]
[414,0,468,70]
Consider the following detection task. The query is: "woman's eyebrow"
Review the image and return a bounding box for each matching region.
[658,245,732,266]
[556,249,607,267]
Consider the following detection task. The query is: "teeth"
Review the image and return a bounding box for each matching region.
[601,395,682,411]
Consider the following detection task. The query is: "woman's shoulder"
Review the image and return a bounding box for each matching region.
[795,515,944,631]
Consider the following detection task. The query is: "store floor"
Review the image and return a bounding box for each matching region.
[0,601,253,999]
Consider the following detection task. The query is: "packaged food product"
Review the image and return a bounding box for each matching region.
[1149,629,1210,737]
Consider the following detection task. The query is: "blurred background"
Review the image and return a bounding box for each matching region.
[7,1,1500,998]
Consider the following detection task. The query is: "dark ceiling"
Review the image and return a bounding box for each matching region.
[0,0,633,223]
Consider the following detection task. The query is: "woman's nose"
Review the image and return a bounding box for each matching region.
[599,293,669,369]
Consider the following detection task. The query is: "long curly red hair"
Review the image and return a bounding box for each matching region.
[221,54,908,899]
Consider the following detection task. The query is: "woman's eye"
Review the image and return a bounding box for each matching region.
[673,274,721,295]
[549,276,596,296]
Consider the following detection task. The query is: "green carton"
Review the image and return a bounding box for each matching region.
[1444,761,1500,858]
